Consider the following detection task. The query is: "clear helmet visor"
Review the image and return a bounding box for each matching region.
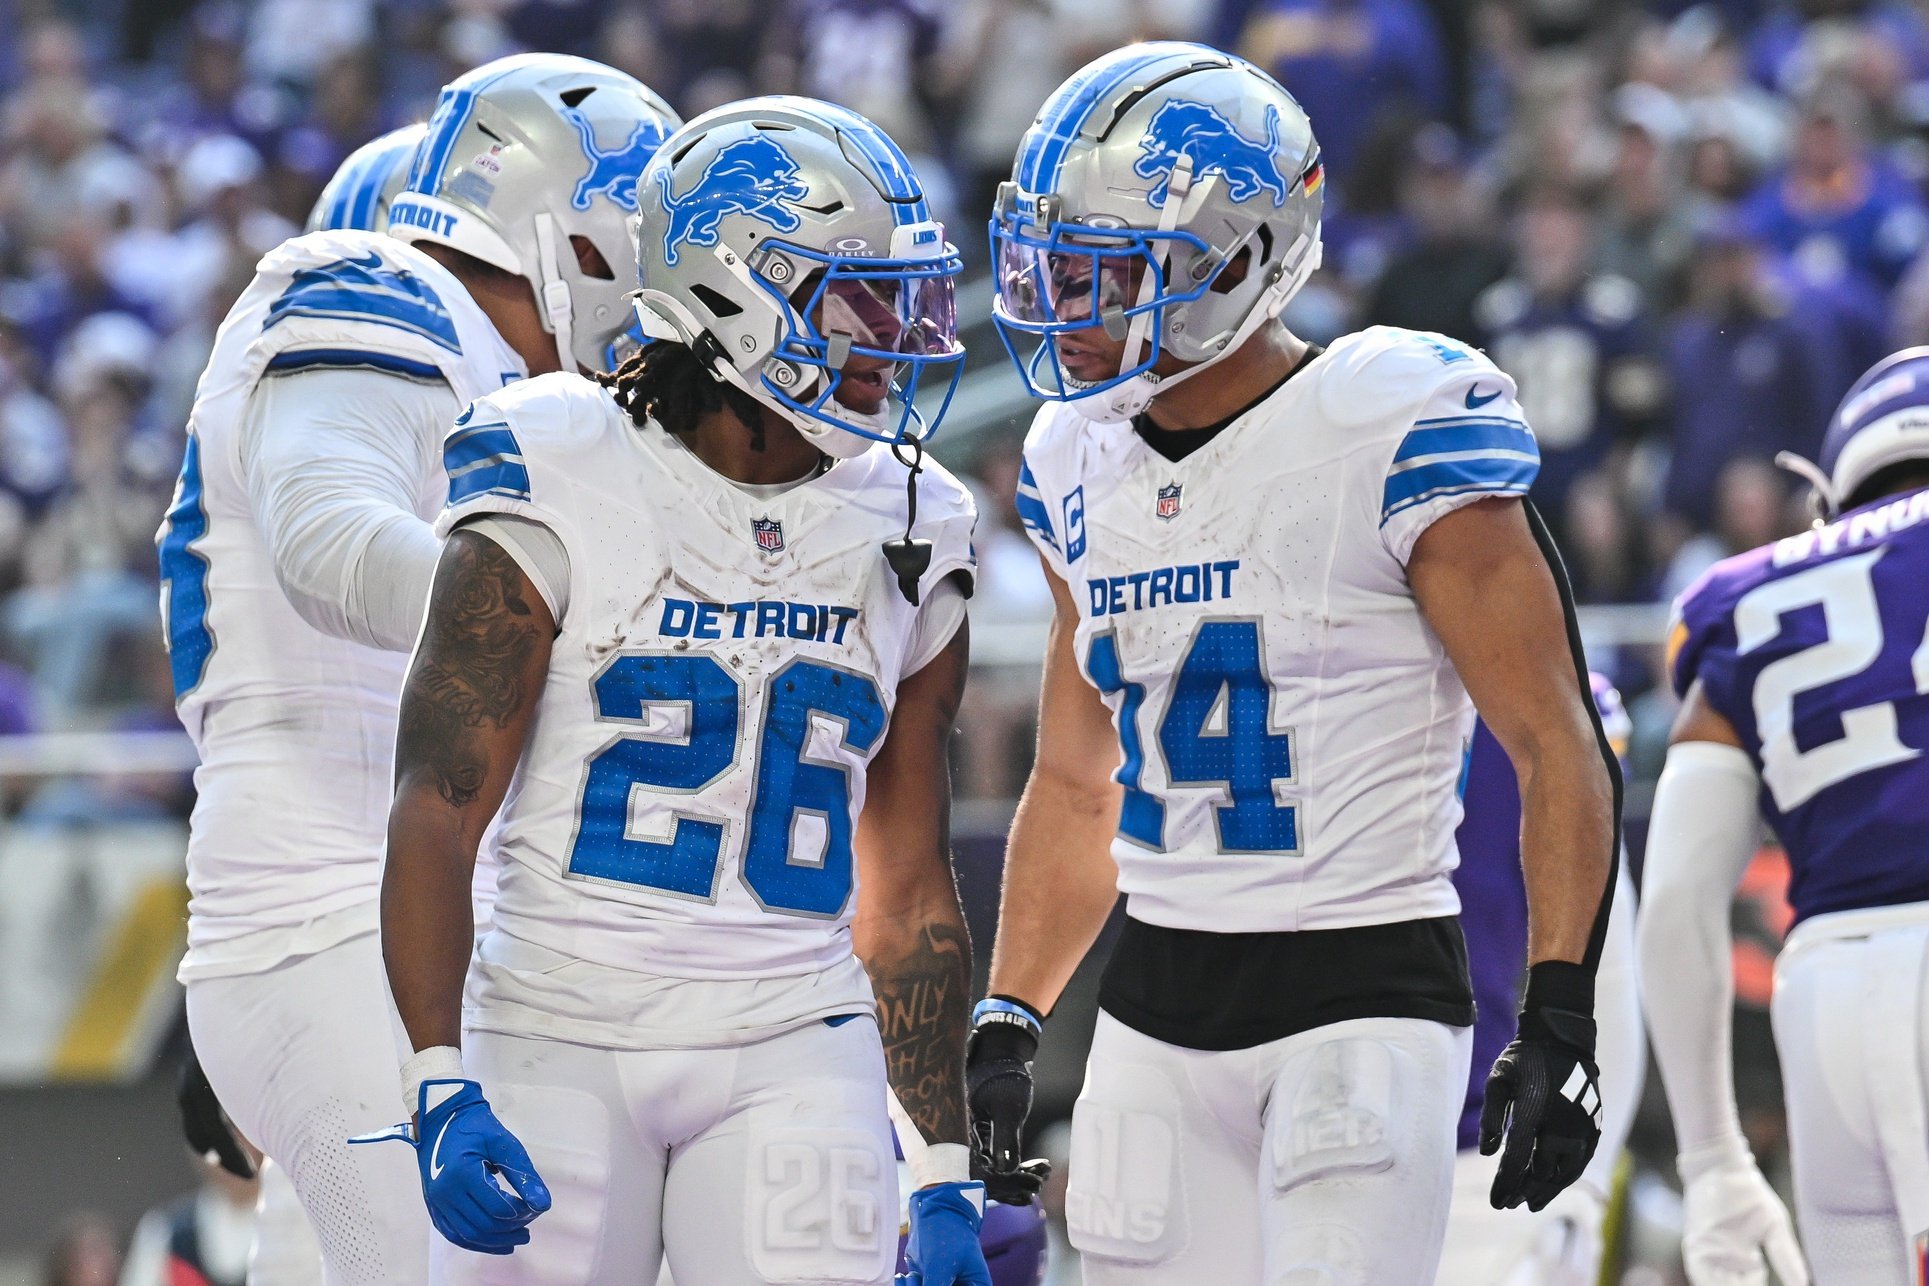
[988,206,1213,401]
[994,235,1149,327]
[758,244,966,447]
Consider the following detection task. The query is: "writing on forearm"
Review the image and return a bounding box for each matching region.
[396,531,541,809]
[873,919,971,1146]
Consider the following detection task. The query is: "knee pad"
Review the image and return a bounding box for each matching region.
[747,1127,894,1284]
[1267,1036,1402,1195]
[1064,1065,1184,1266]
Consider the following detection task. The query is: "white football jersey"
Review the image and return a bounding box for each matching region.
[159,230,523,950]
[437,374,976,1034]
[1016,326,1540,933]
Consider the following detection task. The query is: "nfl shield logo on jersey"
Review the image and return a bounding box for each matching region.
[752,516,784,553]
[1156,483,1183,521]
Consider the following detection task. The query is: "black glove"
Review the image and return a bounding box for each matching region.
[1480,961,1602,1213]
[965,997,1052,1206]
[178,1045,256,1180]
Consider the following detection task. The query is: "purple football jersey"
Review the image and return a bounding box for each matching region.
[1452,673,1628,1150]
[1671,485,1929,926]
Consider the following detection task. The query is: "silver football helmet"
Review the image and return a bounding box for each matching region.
[387,54,680,373]
[631,96,965,457]
[306,124,425,233]
[990,42,1324,422]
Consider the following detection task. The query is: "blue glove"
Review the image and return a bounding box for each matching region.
[352,1079,551,1254]
[900,1181,991,1286]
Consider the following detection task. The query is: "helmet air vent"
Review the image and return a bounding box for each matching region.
[689,283,743,318]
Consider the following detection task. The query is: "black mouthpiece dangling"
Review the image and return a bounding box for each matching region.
[884,437,932,604]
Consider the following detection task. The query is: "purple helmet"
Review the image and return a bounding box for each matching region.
[896,1199,1047,1286]
[1801,347,1929,513]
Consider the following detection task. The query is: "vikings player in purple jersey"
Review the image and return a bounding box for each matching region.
[1440,674,1647,1284]
[1640,348,1929,1286]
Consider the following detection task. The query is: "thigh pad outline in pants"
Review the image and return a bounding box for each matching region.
[433,1039,634,1286]
[667,1020,896,1286]
[1065,1038,1192,1271]
[1259,1020,1466,1286]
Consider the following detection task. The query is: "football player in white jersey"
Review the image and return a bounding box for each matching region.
[963,44,1622,1283]
[155,54,678,1285]
[374,98,992,1284]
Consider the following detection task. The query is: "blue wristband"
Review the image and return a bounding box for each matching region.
[971,997,1043,1038]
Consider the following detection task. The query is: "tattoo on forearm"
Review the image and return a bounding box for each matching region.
[874,919,971,1147]
[396,532,540,808]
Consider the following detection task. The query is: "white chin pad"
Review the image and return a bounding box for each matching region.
[1072,372,1157,424]
[794,412,879,459]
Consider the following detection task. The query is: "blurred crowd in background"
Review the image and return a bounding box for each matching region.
[0,0,1912,1279]
[6,0,1929,775]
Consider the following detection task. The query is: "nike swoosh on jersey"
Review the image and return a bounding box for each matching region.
[429,1117,454,1179]
[1464,386,1502,409]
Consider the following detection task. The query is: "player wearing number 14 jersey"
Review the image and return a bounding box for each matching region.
[1641,349,1929,1286]
[965,43,1620,1285]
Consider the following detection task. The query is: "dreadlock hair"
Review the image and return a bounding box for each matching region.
[596,340,772,451]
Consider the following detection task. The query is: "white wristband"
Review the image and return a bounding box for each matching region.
[400,1045,465,1116]
[885,1088,973,1189]
[911,1142,972,1190]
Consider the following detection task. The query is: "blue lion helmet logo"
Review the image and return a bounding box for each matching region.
[566,107,668,213]
[658,136,809,267]
[1133,100,1288,209]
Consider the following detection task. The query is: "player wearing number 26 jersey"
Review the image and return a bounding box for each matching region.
[375,98,997,1286]
[967,42,1619,1286]
[1642,349,1929,1286]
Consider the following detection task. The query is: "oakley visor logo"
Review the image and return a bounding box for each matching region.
[659,136,808,267]
[1134,100,1288,209]
[567,107,668,213]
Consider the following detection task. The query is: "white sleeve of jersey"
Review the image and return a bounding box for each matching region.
[240,365,456,651]
[1376,364,1540,566]
[454,513,571,624]
[1014,408,1074,583]
[902,573,967,676]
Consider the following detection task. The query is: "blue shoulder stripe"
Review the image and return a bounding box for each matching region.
[445,419,530,504]
[1382,455,1538,523]
[264,348,443,381]
[1394,419,1536,463]
[265,253,461,353]
[1014,461,1057,550]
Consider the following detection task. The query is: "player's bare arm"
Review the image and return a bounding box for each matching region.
[385,529,555,1052]
[1410,494,1616,1211]
[984,559,1123,1013]
[1408,497,1614,966]
[854,614,974,1149]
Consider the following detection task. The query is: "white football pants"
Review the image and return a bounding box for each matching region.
[249,1159,326,1285]
[1439,1149,1605,1286]
[186,930,429,1286]
[1773,902,1929,1284]
[1066,1012,1470,1284]
[434,1015,897,1285]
